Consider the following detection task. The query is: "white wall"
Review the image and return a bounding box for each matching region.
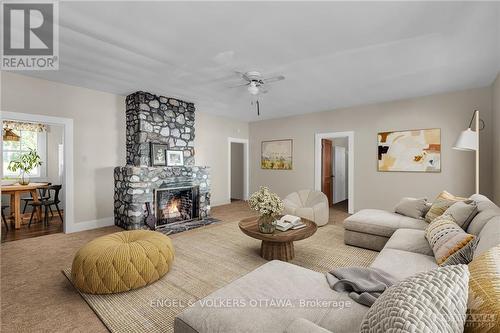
[46,124,64,186]
[194,112,249,205]
[493,73,500,205]
[230,142,244,200]
[249,87,494,212]
[1,72,126,227]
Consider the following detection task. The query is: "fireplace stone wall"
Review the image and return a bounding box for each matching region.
[114,166,210,230]
[114,90,210,230]
[126,91,195,167]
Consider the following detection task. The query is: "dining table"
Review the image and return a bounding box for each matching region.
[1,182,48,229]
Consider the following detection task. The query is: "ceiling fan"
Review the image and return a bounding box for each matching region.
[232,71,285,116]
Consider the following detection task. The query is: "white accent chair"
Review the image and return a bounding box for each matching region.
[283,190,329,226]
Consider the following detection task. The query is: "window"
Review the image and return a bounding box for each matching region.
[3,129,47,178]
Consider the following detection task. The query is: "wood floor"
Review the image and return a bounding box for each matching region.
[1,212,64,243]
[0,201,349,332]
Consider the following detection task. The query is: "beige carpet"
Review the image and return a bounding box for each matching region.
[63,219,377,333]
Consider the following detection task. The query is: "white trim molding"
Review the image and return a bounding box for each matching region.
[1,111,76,233]
[66,217,114,233]
[314,131,355,214]
[227,137,250,202]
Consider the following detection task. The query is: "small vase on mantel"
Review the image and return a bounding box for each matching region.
[258,214,276,234]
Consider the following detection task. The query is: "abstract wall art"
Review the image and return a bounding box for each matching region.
[261,139,293,170]
[378,128,441,172]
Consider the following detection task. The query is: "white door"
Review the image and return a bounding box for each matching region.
[333,146,347,203]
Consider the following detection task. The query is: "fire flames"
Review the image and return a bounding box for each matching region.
[163,199,180,218]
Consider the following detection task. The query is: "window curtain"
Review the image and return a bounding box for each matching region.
[2,120,48,132]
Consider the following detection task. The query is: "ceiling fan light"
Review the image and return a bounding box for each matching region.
[248,82,259,95]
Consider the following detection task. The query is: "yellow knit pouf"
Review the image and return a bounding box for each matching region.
[71,230,174,294]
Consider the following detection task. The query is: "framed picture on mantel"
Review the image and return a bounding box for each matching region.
[166,150,184,166]
[150,143,168,166]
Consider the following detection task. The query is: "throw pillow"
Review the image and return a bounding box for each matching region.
[465,245,500,333]
[394,197,428,219]
[425,214,478,265]
[425,190,466,222]
[444,200,478,230]
[359,265,469,333]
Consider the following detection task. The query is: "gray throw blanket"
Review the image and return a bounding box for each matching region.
[326,267,397,307]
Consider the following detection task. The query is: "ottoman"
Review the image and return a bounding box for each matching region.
[71,230,174,294]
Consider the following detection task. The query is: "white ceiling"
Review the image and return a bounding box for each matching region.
[17,1,500,121]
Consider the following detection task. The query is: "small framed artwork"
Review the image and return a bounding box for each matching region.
[150,143,168,166]
[261,139,293,170]
[378,128,441,172]
[166,150,184,166]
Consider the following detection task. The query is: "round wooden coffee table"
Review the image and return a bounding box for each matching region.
[238,216,317,261]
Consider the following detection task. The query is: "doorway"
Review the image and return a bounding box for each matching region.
[1,111,74,239]
[227,137,249,203]
[315,131,354,214]
[230,142,244,202]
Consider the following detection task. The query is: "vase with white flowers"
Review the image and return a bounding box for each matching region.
[248,186,284,234]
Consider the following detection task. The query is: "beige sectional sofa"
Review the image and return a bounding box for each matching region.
[174,194,500,333]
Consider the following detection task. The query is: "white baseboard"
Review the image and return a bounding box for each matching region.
[66,216,114,233]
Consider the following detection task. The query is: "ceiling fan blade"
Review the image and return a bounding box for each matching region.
[262,75,285,83]
[235,71,252,82]
[229,82,250,88]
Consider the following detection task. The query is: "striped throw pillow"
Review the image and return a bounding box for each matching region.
[425,214,478,265]
[424,190,466,223]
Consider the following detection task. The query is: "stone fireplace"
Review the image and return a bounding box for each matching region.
[114,91,210,231]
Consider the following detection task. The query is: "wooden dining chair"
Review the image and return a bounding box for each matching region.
[1,205,9,231]
[28,185,63,227]
[21,183,52,215]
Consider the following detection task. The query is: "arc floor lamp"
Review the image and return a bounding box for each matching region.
[453,109,484,194]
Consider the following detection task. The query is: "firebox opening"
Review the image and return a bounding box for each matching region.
[155,185,200,227]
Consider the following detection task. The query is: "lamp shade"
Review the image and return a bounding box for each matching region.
[453,128,477,151]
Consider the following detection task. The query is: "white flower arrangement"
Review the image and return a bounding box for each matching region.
[248,186,284,217]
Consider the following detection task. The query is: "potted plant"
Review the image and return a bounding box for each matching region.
[7,148,42,185]
[248,186,284,233]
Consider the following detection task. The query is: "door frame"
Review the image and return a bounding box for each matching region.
[1,111,75,233]
[227,137,249,202]
[315,131,354,214]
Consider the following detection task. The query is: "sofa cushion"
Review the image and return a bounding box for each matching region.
[369,248,437,281]
[474,216,500,259]
[394,197,428,219]
[360,265,469,333]
[384,229,433,256]
[344,209,428,238]
[443,200,478,230]
[175,260,368,333]
[424,190,465,222]
[467,194,500,235]
[425,214,477,266]
[284,318,332,333]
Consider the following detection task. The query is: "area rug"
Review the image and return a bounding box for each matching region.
[63,220,377,333]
